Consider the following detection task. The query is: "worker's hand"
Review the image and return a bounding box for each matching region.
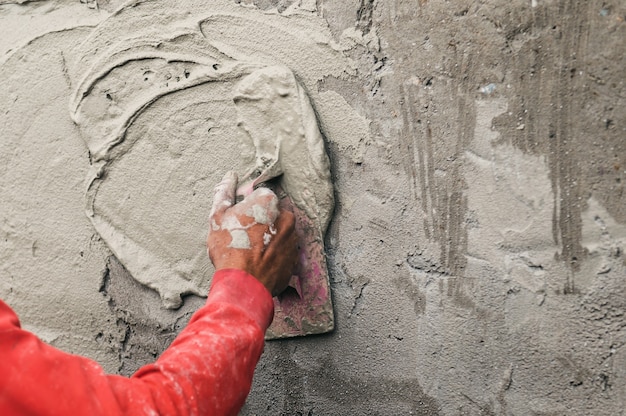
[207,171,298,296]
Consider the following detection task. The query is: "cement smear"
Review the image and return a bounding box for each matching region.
[65,0,361,308]
[233,65,334,235]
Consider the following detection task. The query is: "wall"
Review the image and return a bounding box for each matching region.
[0,0,624,414]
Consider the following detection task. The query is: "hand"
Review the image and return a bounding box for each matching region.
[207,171,298,296]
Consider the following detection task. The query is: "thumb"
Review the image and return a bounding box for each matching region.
[210,171,238,222]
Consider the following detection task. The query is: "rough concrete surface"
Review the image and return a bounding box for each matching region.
[1,0,625,415]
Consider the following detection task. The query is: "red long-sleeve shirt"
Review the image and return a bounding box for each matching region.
[0,269,274,416]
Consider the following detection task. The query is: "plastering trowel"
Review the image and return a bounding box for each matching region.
[233,66,334,339]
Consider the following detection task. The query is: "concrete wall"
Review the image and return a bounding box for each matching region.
[1,0,624,414]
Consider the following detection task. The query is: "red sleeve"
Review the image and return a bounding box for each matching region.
[0,269,274,416]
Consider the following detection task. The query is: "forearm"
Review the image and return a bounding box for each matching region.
[127,269,274,415]
[0,269,273,416]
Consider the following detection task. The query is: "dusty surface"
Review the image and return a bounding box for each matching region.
[1,0,625,415]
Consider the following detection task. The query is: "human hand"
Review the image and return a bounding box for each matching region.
[207,171,298,296]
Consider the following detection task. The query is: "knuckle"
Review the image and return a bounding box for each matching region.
[256,187,276,197]
[251,187,276,201]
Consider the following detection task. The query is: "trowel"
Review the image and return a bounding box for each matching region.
[237,176,333,340]
[233,66,334,340]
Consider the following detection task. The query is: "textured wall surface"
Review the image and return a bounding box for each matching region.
[1,0,624,415]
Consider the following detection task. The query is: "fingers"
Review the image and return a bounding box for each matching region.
[209,171,238,222]
[263,209,298,296]
[267,208,297,256]
[274,208,296,240]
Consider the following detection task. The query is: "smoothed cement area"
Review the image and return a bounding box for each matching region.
[68,1,347,309]
[1,0,625,414]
